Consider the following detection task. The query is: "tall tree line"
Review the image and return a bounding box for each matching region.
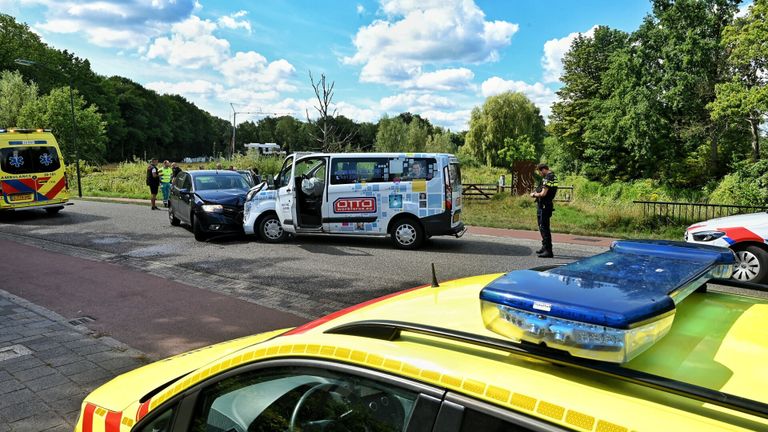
[549,0,766,188]
[0,14,231,163]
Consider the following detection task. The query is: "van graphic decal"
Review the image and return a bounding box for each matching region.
[334,197,377,213]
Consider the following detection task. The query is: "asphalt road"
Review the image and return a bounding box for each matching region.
[0,200,604,321]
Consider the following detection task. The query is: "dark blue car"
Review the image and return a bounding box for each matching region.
[168,170,251,241]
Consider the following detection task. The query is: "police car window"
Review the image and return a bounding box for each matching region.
[190,366,419,432]
[0,146,61,175]
[331,158,389,184]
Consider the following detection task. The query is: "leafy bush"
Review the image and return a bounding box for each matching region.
[709,160,768,206]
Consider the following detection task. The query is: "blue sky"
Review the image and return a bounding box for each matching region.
[2,0,657,131]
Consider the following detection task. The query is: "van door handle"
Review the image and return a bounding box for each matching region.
[286,188,292,192]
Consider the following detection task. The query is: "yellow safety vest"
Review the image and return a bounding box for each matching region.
[160,167,173,183]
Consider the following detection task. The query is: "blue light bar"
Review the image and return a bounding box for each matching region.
[480,240,735,363]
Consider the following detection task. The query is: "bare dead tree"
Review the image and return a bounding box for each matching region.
[306,71,355,152]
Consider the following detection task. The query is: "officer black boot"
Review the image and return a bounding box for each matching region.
[537,249,554,258]
[535,246,545,254]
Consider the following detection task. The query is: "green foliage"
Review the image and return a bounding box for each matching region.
[550,1,755,187]
[709,0,768,161]
[709,160,768,205]
[18,86,106,163]
[0,70,38,127]
[465,92,545,167]
[425,130,456,154]
[374,115,408,152]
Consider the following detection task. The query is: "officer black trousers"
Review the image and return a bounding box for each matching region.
[537,206,553,253]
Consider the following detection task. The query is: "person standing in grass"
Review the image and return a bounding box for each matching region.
[160,160,173,207]
[530,163,558,258]
[146,159,160,210]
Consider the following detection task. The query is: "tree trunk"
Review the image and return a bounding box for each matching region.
[749,117,760,161]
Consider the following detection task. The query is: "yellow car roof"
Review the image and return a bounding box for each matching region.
[82,274,768,432]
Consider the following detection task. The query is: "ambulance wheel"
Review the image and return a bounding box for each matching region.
[731,244,768,284]
[192,215,207,242]
[259,214,287,243]
[168,206,181,226]
[391,218,424,250]
[45,206,63,215]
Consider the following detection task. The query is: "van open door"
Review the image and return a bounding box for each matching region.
[274,155,297,233]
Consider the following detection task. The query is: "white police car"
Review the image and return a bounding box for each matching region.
[243,153,465,249]
[686,211,768,283]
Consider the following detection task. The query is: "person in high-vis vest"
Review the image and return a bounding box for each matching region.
[160,160,173,207]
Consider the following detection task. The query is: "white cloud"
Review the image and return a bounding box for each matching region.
[380,92,457,111]
[30,0,197,48]
[216,51,296,92]
[541,25,598,83]
[356,4,366,14]
[344,0,517,86]
[145,79,224,98]
[218,10,251,33]
[481,77,557,118]
[412,68,474,91]
[146,16,230,68]
[736,2,752,18]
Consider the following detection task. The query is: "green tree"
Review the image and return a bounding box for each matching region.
[374,115,408,152]
[406,118,429,152]
[550,26,629,173]
[0,70,38,127]
[465,92,545,167]
[709,0,768,161]
[18,86,106,163]
[425,129,457,154]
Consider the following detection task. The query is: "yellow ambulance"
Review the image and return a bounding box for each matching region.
[0,128,70,214]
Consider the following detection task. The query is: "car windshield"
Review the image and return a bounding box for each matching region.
[194,175,250,191]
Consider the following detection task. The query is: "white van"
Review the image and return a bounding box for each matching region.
[243,152,465,249]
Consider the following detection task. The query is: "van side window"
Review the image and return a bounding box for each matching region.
[331,158,389,184]
[400,158,436,181]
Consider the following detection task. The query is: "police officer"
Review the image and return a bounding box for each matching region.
[530,163,558,258]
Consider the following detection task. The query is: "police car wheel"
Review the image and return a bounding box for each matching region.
[168,206,181,226]
[259,214,287,243]
[732,245,768,283]
[391,219,424,250]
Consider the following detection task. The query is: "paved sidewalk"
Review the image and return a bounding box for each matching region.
[0,289,147,431]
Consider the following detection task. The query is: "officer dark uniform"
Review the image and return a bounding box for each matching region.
[531,163,558,258]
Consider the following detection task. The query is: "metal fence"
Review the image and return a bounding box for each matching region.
[462,183,573,202]
[634,200,768,224]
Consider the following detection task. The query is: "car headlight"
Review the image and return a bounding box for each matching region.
[202,204,224,213]
[692,230,725,242]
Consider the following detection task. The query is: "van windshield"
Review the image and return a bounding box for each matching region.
[0,146,62,174]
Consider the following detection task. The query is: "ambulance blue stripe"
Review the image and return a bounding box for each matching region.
[3,179,35,193]
[35,193,49,202]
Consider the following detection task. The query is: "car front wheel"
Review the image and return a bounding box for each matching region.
[169,205,180,226]
[258,214,287,243]
[731,245,768,284]
[192,214,207,242]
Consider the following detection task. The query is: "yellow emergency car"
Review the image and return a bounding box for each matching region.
[75,240,768,432]
[0,128,70,214]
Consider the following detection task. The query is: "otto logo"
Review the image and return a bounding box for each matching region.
[334,197,376,213]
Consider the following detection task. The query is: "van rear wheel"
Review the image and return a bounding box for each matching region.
[391,218,424,250]
[259,214,287,243]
